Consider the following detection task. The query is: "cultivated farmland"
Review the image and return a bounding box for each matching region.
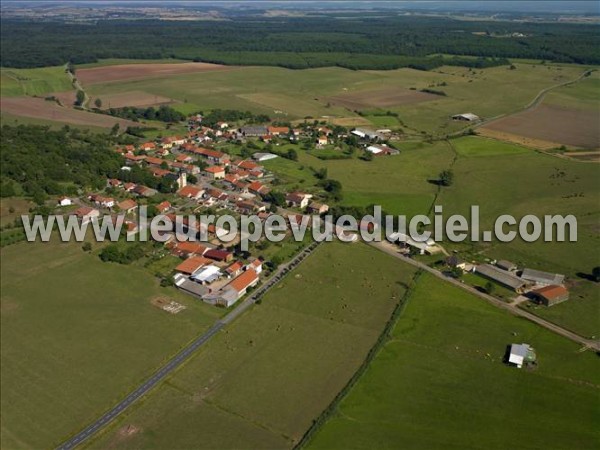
[480,71,600,150]
[0,236,223,449]
[482,104,600,149]
[76,62,237,85]
[78,61,590,133]
[88,242,419,449]
[0,97,139,129]
[93,91,177,109]
[307,273,600,450]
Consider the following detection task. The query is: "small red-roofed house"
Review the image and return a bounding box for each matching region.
[117,199,138,214]
[156,201,171,213]
[178,185,204,200]
[203,166,226,180]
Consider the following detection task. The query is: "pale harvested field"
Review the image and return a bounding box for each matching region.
[94,91,177,109]
[477,128,565,151]
[0,97,139,129]
[482,104,600,149]
[328,116,373,127]
[565,151,600,162]
[76,62,237,85]
[49,91,76,106]
[327,88,438,110]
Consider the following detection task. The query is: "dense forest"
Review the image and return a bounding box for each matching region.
[0,125,123,200]
[200,109,271,127]
[1,16,598,69]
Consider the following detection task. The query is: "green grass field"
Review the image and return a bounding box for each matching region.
[261,140,453,217]
[88,242,418,448]
[307,273,600,450]
[302,140,454,217]
[0,66,73,97]
[0,236,223,449]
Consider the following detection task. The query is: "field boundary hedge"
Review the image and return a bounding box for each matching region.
[295,268,424,448]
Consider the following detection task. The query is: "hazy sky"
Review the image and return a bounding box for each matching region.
[3,1,599,14]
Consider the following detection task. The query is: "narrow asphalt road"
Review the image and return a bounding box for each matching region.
[472,68,595,131]
[57,241,322,450]
[369,241,600,352]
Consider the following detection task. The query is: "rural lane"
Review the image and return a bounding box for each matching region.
[369,241,600,352]
[470,68,595,132]
[57,241,322,450]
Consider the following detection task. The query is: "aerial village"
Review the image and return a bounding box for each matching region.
[59,113,569,315]
[58,116,403,309]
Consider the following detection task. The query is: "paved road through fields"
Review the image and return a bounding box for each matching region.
[57,241,321,449]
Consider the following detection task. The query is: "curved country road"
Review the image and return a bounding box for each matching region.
[474,68,595,130]
[57,241,321,450]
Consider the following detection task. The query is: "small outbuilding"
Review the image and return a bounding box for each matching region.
[475,264,530,293]
[508,343,536,369]
[496,260,517,272]
[252,152,278,162]
[452,113,480,122]
[521,268,565,286]
[57,196,72,207]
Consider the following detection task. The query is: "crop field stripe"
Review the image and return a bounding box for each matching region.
[295,269,424,449]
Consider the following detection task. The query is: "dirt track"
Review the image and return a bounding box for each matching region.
[77,62,237,85]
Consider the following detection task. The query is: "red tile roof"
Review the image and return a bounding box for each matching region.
[151,168,172,177]
[173,242,208,256]
[225,261,244,274]
[145,156,165,166]
[178,185,203,198]
[205,166,225,174]
[532,285,568,300]
[237,160,259,171]
[124,153,146,162]
[204,249,232,261]
[73,206,96,217]
[224,174,239,184]
[156,201,171,213]
[227,269,258,293]
[117,199,138,211]
[248,181,264,193]
[267,126,290,134]
[176,154,192,162]
[197,148,226,159]
[175,256,211,275]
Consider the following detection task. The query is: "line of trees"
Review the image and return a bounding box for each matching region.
[103,105,185,123]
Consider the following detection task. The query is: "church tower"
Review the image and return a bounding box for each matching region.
[177,171,187,189]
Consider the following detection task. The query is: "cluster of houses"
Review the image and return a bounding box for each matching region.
[59,118,353,308]
[167,241,263,307]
